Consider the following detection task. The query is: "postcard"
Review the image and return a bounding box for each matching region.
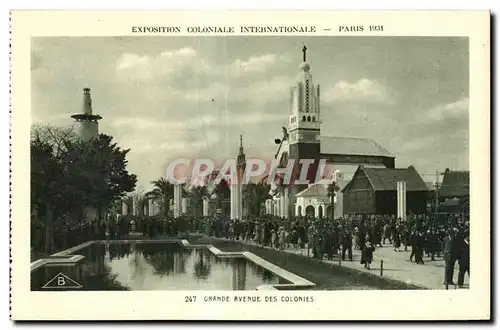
[10,10,490,320]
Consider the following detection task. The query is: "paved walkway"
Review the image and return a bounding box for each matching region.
[218,239,469,290]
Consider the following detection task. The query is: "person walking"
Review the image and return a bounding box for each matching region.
[341,227,353,261]
[360,235,375,269]
[443,229,458,286]
[414,231,425,264]
[457,231,470,288]
[393,226,402,252]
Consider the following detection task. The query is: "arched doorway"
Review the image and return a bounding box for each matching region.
[305,205,315,217]
[297,205,302,216]
[318,205,323,218]
[326,206,333,218]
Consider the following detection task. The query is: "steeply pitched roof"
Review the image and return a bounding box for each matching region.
[343,165,429,192]
[425,182,435,191]
[320,136,393,158]
[439,170,469,198]
[296,184,328,197]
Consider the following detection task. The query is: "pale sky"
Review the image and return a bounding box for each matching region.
[31,36,469,190]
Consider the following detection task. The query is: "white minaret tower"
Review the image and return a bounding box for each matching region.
[71,88,102,141]
[287,45,321,145]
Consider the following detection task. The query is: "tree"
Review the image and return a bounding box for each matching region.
[150,177,174,216]
[30,125,137,253]
[64,134,137,220]
[31,125,80,253]
[212,179,231,213]
[327,182,340,219]
[243,182,271,217]
[213,179,230,199]
[186,185,208,217]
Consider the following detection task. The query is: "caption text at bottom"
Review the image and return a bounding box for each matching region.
[185,295,315,303]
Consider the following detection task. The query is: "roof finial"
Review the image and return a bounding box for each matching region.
[302,45,307,62]
[239,134,243,148]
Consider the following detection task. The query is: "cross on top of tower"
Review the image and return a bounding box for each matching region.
[302,45,307,62]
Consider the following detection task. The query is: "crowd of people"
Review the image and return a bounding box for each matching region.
[56,212,469,288]
[189,213,470,286]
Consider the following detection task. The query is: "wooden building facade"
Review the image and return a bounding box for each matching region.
[342,165,429,216]
[437,169,470,216]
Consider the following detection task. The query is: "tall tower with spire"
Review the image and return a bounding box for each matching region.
[231,134,246,220]
[288,45,322,198]
[237,134,246,173]
[288,45,321,145]
[71,88,102,141]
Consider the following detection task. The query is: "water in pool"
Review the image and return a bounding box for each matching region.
[31,243,289,291]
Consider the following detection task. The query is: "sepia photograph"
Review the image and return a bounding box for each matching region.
[30,36,470,291]
[10,10,490,321]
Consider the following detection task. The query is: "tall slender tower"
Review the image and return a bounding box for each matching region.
[71,88,102,141]
[231,135,246,220]
[288,45,322,198]
[236,134,246,220]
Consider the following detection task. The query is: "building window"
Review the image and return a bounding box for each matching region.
[302,115,306,121]
[307,116,311,122]
[312,116,316,122]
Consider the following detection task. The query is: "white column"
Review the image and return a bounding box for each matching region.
[265,200,271,214]
[203,198,209,216]
[335,192,343,219]
[237,182,243,220]
[230,183,236,219]
[155,199,161,216]
[132,197,137,216]
[403,182,407,220]
[333,171,345,219]
[122,201,128,216]
[397,181,407,221]
[148,199,153,216]
[174,185,182,218]
[281,188,289,219]
[181,198,188,215]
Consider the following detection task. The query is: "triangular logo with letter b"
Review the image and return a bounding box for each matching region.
[42,272,83,289]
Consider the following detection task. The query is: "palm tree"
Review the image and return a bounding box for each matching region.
[210,178,231,213]
[243,182,271,217]
[327,182,340,219]
[186,185,208,216]
[150,177,174,216]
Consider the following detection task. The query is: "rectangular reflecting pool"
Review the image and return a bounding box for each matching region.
[31,243,290,291]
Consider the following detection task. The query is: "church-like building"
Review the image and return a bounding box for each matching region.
[267,46,407,219]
